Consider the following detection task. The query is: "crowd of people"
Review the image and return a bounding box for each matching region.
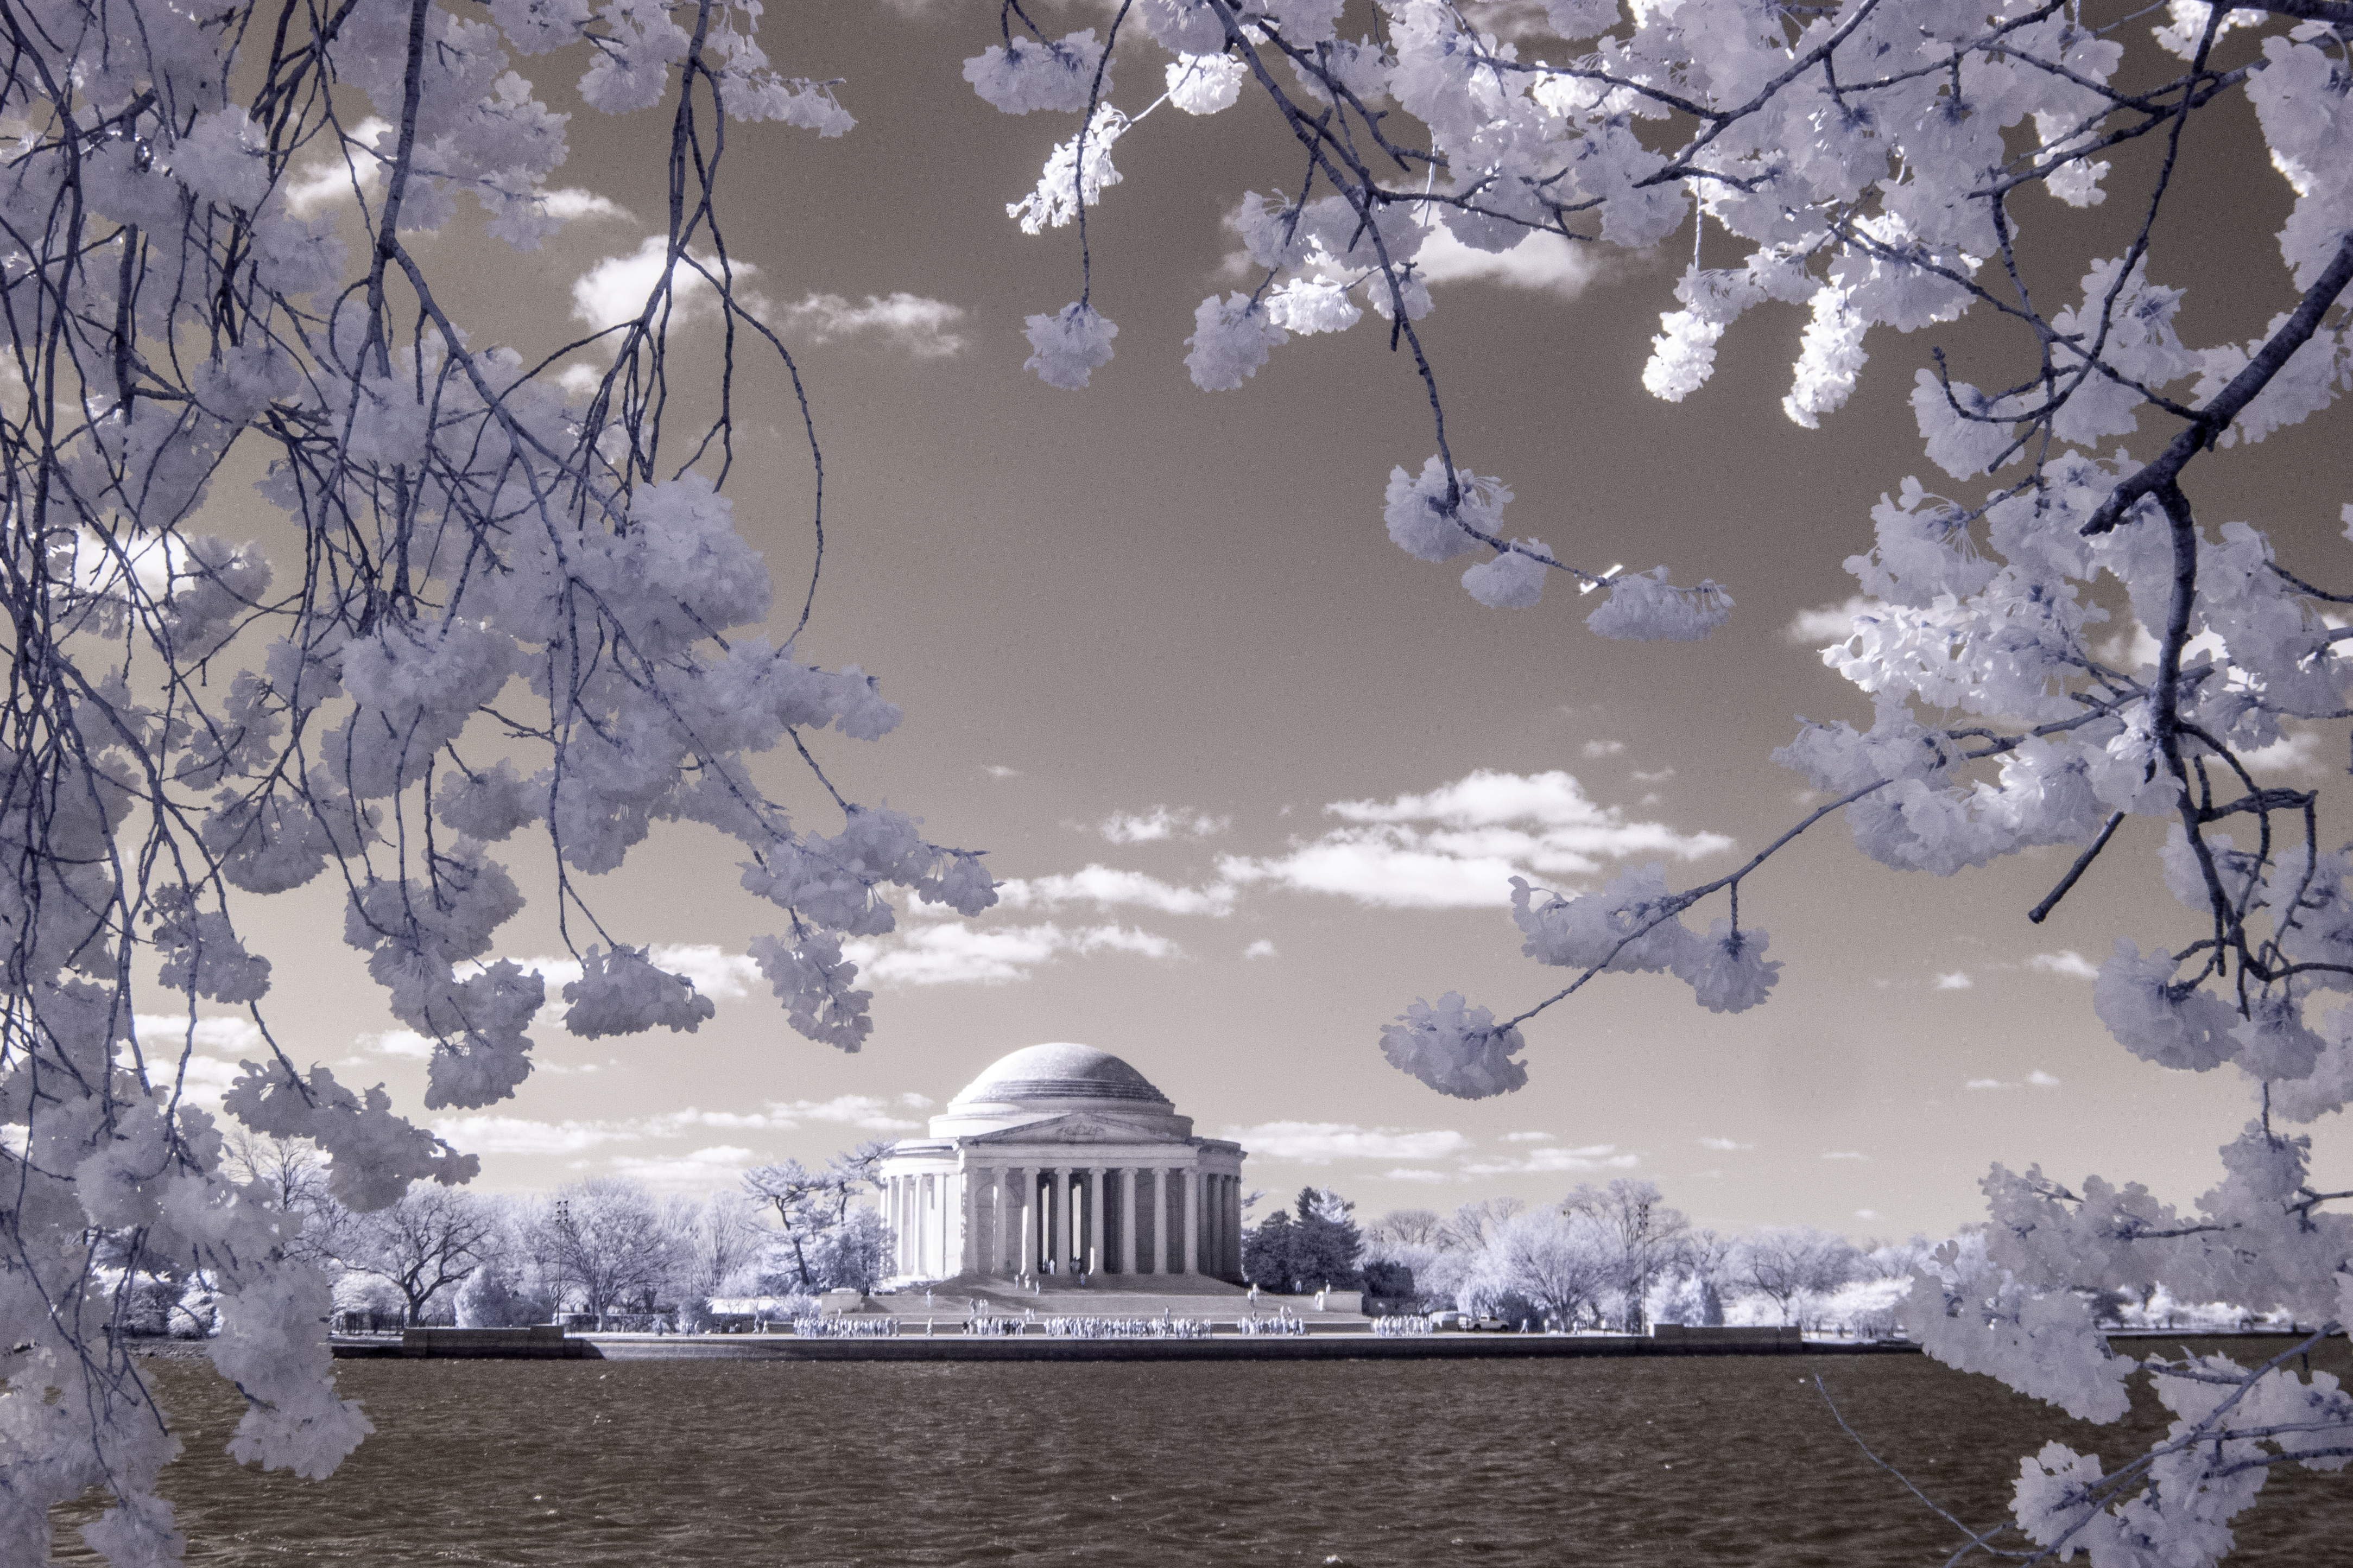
[1037,1315,1214,1339]
[1370,1315,1437,1337]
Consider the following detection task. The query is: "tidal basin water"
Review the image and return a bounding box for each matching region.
[57,1338,2349,1566]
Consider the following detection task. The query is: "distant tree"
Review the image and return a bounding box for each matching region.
[1565,1179,1690,1334]
[1859,1235,1939,1282]
[1675,1229,1739,1328]
[334,1186,499,1326]
[219,1131,343,1265]
[666,1190,764,1307]
[1736,1227,1862,1327]
[532,1179,679,1320]
[1365,1209,1444,1250]
[804,1208,891,1295]
[454,1258,549,1330]
[1436,1197,1526,1255]
[1475,1210,1619,1328]
[1241,1210,1298,1294]
[743,1141,890,1292]
[1294,1188,1365,1292]
[1244,1188,1366,1293]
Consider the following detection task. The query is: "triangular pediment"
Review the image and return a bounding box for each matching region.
[963,1112,1186,1146]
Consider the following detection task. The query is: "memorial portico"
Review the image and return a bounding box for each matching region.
[877,1043,1248,1286]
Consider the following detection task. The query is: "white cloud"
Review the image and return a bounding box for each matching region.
[609,1145,758,1190]
[996,865,1234,917]
[1099,805,1231,843]
[437,1090,923,1158]
[1242,938,1279,960]
[1461,1142,1637,1176]
[1631,767,1675,784]
[842,921,1180,987]
[1966,1078,2016,1090]
[541,187,631,222]
[785,291,968,358]
[2244,729,2325,777]
[282,118,392,214]
[434,1115,639,1156]
[645,944,761,1001]
[1580,739,1626,759]
[1504,1131,1556,1143]
[1382,1167,1454,1184]
[173,1055,245,1104]
[571,236,749,331]
[643,1106,800,1137]
[2027,1070,2062,1087]
[1934,971,1974,990]
[1327,770,1619,829]
[1413,225,1599,299]
[2028,950,2099,980]
[131,1013,265,1058]
[1821,1151,1870,1161]
[1220,769,1731,911]
[363,1029,436,1060]
[1226,1121,1472,1164]
[1784,595,1881,645]
[1697,1136,1754,1152]
[983,764,1022,779]
[1854,1209,1880,1221]
[769,1095,921,1131]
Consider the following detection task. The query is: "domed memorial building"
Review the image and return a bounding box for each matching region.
[877,1044,1247,1286]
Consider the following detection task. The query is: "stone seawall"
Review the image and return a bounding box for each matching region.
[337,1326,597,1359]
[338,1330,1920,1362]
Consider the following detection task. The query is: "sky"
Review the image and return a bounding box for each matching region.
[180,2,2352,1244]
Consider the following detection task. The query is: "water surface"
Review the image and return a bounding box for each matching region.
[54,1338,2349,1566]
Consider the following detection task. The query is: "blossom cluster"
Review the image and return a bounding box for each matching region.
[954,1,2353,1555]
[1,0,985,1557]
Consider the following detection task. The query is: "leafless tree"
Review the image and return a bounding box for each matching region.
[666,1189,763,1304]
[1436,1196,1526,1255]
[529,1179,679,1321]
[336,1187,499,1326]
[219,1130,345,1265]
[1365,1208,1444,1250]
[1565,1179,1691,1334]
[1736,1227,1862,1327]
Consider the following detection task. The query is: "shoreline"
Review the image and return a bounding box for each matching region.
[329,1328,1922,1362]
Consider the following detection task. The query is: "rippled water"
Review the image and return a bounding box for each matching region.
[53,1338,2349,1566]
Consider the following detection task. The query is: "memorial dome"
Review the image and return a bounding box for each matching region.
[951,1043,1173,1109]
[925,1043,1191,1139]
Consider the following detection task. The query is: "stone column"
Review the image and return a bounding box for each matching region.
[1208,1175,1222,1280]
[1085,1167,1104,1278]
[1120,1169,1138,1275]
[1228,1175,1242,1278]
[1182,1167,1200,1275]
[903,1175,915,1275]
[1041,1167,1054,1275]
[894,1176,908,1277]
[1207,1174,1222,1280]
[1224,1175,1237,1279]
[1046,1167,1064,1275]
[1150,1166,1167,1274]
[1001,1167,1021,1278]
